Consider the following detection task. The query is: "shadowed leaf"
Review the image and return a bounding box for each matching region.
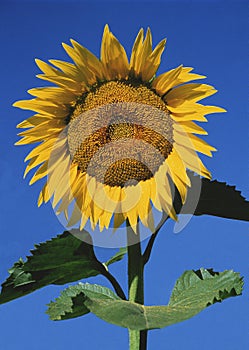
[0,230,101,304]
[0,230,128,305]
[174,172,249,221]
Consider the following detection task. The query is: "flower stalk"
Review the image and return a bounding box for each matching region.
[127,220,147,350]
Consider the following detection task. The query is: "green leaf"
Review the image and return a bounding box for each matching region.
[85,269,243,329]
[0,230,102,305]
[47,283,121,320]
[105,248,127,267]
[168,268,243,307]
[47,285,89,321]
[174,172,249,221]
[49,270,243,329]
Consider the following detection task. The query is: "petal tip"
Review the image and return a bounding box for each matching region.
[70,38,79,47]
[146,27,152,35]
[12,101,19,107]
[103,24,110,34]
[220,107,227,113]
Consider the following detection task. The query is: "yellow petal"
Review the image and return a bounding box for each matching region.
[174,143,211,179]
[175,120,208,135]
[38,183,50,206]
[35,59,60,76]
[52,173,71,208]
[29,161,48,185]
[19,125,64,146]
[80,206,91,230]
[37,74,83,94]
[129,28,144,75]
[61,43,83,70]
[155,165,174,208]
[140,202,155,232]
[56,188,74,215]
[138,28,152,71]
[202,105,227,114]
[67,202,82,227]
[49,59,84,81]
[62,43,96,85]
[165,83,216,103]
[152,65,183,95]
[133,28,152,78]
[24,140,66,178]
[98,210,113,231]
[152,172,177,220]
[51,161,72,209]
[170,172,188,204]
[70,39,104,80]
[176,67,206,85]
[141,38,166,81]
[15,135,45,145]
[25,137,62,161]
[166,149,190,203]
[28,87,76,105]
[55,174,77,211]
[98,185,120,214]
[136,181,150,221]
[121,185,140,215]
[47,154,71,198]
[175,132,217,156]
[14,99,69,117]
[16,114,51,129]
[171,104,226,121]
[24,154,48,178]
[170,111,208,122]
[90,200,104,228]
[101,24,129,79]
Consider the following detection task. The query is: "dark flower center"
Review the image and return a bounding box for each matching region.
[67,81,173,187]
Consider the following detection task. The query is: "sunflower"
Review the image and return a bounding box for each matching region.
[14,25,225,233]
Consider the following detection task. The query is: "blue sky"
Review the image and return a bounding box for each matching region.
[0,1,248,349]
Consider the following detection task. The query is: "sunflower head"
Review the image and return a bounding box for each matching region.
[14,25,226,234]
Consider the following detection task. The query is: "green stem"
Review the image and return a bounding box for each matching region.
[143,212,168,265]
[126,220,147,350]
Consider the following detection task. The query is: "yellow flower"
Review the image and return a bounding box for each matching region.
[14,25,225,233]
